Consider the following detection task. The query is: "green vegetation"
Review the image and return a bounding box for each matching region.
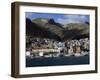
[26,18,89,41]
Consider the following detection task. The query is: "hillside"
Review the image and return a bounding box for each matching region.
[26,18,89,41]
[63,23,89,40]
[26,18,63,40]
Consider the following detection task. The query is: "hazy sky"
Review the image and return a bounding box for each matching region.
[26,12,89,25]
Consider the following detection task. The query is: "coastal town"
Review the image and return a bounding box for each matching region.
[25,13,90,67]
[26,37,89,58]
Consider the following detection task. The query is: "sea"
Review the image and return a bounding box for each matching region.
[26,55,89,67]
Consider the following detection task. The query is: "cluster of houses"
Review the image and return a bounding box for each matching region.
[26,37,89,58]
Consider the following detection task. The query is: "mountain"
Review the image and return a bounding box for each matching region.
[26,18,63,40]
[26,18,89,41]
[63,23,89,40]
[32,18,64,40]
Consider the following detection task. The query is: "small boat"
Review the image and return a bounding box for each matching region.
[74,53,81,57]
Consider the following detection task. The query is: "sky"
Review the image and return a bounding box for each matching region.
[26,12,90,25]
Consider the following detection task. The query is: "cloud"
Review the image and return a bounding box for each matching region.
[56,14,89,25]
[26,13,33,18]
[57,18,81,25]
[64,14,88,20]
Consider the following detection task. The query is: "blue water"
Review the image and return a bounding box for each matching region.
[26,55,89,67]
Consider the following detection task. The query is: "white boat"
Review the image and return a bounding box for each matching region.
[74,53,82,57]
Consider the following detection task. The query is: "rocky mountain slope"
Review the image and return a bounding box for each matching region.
[26,18,89,41]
